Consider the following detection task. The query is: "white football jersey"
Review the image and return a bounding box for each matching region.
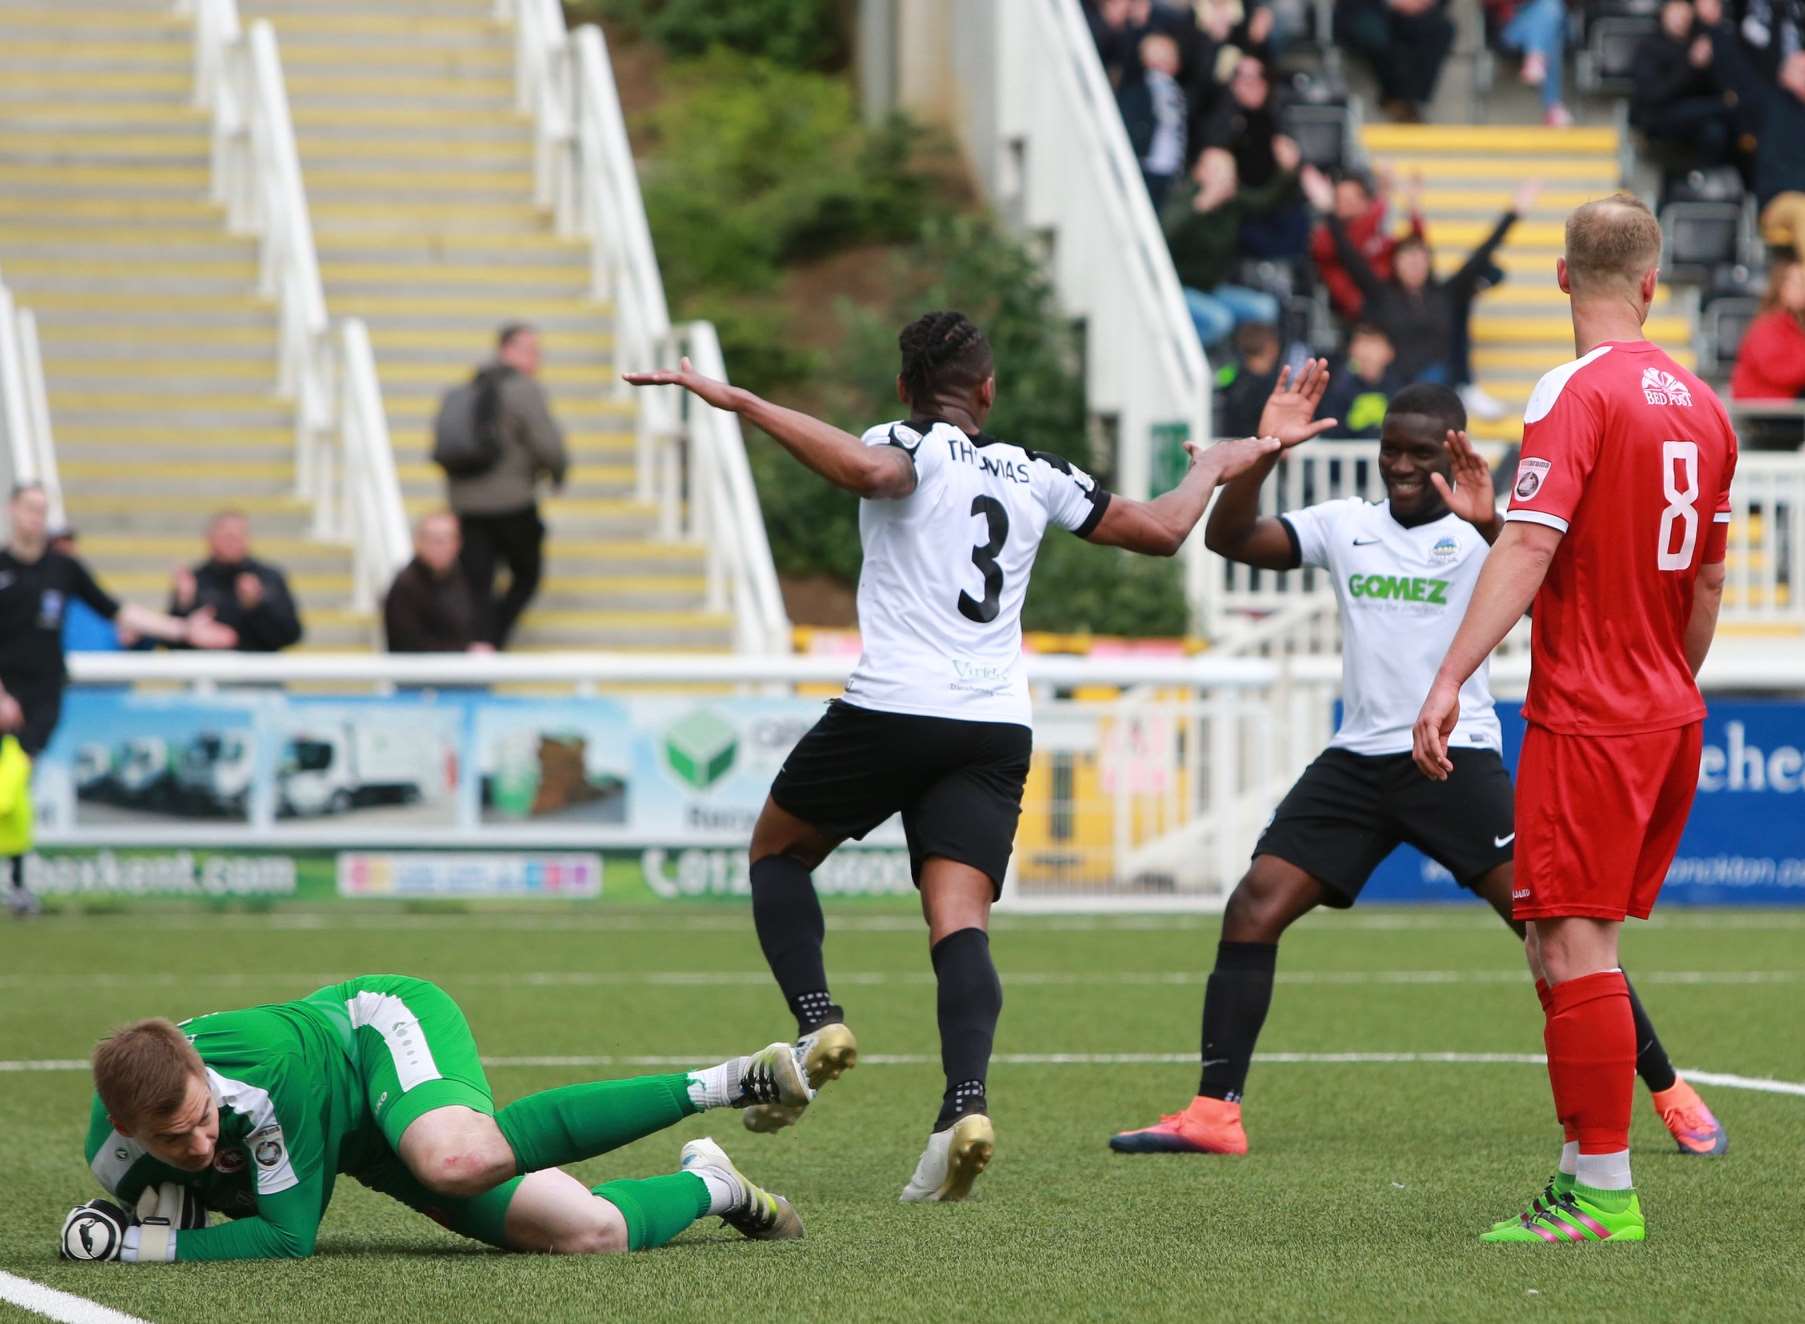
[1284,498,1501,756]
[843,418,1110,726]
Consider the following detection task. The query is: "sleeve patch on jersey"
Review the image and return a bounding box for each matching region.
[1511,456,1552,501]
[885,425,923,457]
[248,1123,299,1196]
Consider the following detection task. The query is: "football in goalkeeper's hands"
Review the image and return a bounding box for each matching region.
[137,1181,208,1230]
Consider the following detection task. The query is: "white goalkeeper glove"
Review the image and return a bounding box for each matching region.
[123,1182,205,1262]
[59,1200,132,1262]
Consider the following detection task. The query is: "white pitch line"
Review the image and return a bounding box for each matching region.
[0,1269,150,1324]
[5,1051,1801,1096]
[1,969,1796,991]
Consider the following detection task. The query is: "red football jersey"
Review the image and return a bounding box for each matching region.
[1505,340,1738,735]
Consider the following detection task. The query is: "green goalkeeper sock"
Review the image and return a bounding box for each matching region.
[591,1173,711,1251]
[496,1073,697,1174]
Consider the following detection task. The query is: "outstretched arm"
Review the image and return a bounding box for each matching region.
[624,359,916,500]
[1086,434,1282,556]
[1204,359,1340,569]
[1411,521,1561,779]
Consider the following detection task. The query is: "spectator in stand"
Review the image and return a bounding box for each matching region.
[1730,254,1805,401]
[383,511,492,654]
[1119,31,1190,208]
[168,510,303,653]
[449,323,568,650]
[1163,146,1293,346]
[1087,0,1161,86]
[1318,322,1404,438]
[1695,0,1805,260]
[1631,1,1738,166]
[1199,57,1309,257]
[1486,0,1577,127]
[1334,0,1457,122]
[1171,1,1280,136]
[1735,0,1804,80]
[1309,166,1426,321]
[1213,322,1284,438]
[1301,165,1539,420]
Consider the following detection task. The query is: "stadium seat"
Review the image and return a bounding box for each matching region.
[1577,16,1658,95]
[1698,296,1759,377]
[1285,103,1351,170]
[1661,201,1745,280]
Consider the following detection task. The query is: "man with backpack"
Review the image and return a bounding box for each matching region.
[433,324,569,650]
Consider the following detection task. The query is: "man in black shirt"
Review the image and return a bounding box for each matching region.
[384,511,490,654]
[0,483,236,914]
[167,510,304,652]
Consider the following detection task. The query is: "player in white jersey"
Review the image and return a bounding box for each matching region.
[627,311,1279,1200]
[1108,367,1722,1160]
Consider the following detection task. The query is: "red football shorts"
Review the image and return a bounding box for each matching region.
[1512,721,1704,922]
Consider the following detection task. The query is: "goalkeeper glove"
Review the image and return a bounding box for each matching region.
[59,1200,131,1262]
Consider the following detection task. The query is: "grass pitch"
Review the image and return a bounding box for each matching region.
[2,902,1802,1323]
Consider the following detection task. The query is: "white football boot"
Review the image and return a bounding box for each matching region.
[743,1022,858,1132]
[680,1136,804,1240]
[899,1113,995,1202]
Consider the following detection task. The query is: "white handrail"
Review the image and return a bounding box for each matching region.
[184,0,409,625]
[339,319,414,613]
[498,0,791,653]
[0,279,65,525]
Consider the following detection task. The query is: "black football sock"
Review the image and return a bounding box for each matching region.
[749,855,842,1035]
[1626,975,1677,1094]
[1198,941,1278,1103]
[931,927,1002,1132]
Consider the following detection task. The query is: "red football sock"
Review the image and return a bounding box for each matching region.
[1533,977,1577,1140]
[1544,970,1635,1156]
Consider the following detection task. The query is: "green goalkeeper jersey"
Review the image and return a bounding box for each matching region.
[84,980,408,1261]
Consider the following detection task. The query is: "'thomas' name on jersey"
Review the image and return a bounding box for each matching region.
[1283,498,1502,756]
[845,419,1110,727]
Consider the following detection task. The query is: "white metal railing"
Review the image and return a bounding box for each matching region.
[496,0,791,653]
[183,0,409,620]
[0,276,64,524]
[59,648,1799,904]
[1199,440,1805,653]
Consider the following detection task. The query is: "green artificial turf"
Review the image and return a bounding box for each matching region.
[1,903,1800,1322]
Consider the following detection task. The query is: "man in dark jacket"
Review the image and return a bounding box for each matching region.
[1164,148,1295,346]
[384,511,489,654]
[1630,1,1737,166]
[168,511,303,652]
[1696,0,1805,260]
[448,323,569,649]
[1334,0,1456,121]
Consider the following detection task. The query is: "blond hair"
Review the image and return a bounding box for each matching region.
[1564,193,1663,297]
[92,1018,205,1132]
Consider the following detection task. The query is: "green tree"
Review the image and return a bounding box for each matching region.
[572,0,846,70]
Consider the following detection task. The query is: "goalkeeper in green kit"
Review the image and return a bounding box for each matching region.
[61,974,811,1263]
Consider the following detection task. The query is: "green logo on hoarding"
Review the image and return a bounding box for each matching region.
[665,711,738,790]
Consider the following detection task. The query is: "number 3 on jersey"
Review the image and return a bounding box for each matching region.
[959,496,1009,623]
[1657,440,1699,571]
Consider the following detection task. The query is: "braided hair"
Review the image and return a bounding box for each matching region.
[897,311,993,407]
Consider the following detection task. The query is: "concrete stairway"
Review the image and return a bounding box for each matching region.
[1359,123,1696,445]
[242,0,728,650]
[0,0,368,647]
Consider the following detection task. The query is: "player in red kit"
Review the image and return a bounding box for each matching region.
[1412,194,1736,1244]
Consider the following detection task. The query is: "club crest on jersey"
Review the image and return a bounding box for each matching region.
[1641,367,1693,407]
[1513,457,1551,500]
[1432,536,1458,564]
[214,1147,246,1174]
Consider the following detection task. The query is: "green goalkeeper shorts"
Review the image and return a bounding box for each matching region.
[305,974,497,1149]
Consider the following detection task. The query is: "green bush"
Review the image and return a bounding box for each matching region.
[749,218,1191,637]
[638,54,926,309]
[571,0,846,70]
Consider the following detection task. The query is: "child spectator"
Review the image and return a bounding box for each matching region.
[1730,255,1805,401]
[1631,1,1737,167]
[1302,165,1538,419]
[1308,166,1426,321]
[1319,322,1403,438]
[1213,322,1284,438]
[1487,0,1576,127]
[1119,31,1189,208]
